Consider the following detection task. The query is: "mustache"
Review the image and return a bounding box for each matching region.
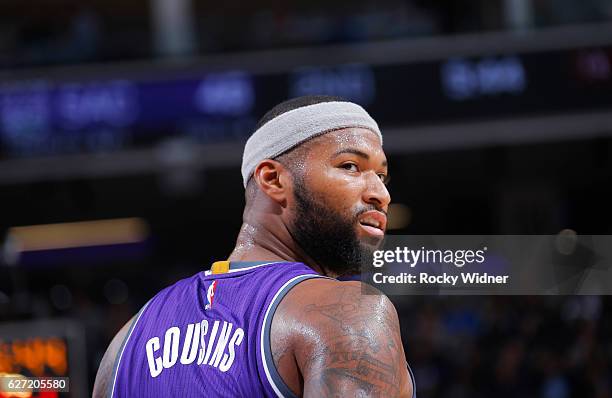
[354,205,387,219]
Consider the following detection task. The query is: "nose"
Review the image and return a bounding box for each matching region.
[362,171,391,212]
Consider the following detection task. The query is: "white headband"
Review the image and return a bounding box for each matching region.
[241,101,382,187]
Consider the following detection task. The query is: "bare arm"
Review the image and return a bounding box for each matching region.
[92,316,135,398]
[274,279,412,398]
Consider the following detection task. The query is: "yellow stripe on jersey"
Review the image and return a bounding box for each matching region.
[211,260,230,274]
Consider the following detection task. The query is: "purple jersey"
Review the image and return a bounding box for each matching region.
[110,261,324,397]
[110,261,416,397]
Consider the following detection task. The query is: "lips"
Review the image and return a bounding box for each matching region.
[358,210,387,236]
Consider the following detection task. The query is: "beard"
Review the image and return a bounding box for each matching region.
[290,179,383,277]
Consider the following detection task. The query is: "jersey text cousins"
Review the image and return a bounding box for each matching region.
[145,320,244,377]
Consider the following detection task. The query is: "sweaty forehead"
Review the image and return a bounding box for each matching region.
[307,127,384,156]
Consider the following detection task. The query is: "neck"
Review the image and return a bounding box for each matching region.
[227,219,332,276]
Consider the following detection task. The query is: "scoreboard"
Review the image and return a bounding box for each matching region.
[0,320,87,397]
[0,45,611,159]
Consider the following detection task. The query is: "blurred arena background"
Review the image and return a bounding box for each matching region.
[1,0,612,397]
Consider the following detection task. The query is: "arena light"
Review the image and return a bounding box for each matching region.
[8,217,149,252]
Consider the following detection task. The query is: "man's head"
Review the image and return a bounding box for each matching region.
[242,96,391,276]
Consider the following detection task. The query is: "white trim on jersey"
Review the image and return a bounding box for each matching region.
[259,273,334,397]
[260,274,308,398]
[109,300,151,398]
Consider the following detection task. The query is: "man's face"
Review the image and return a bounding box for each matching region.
[287,128,391,277]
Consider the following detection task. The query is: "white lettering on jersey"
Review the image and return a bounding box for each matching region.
[197,320,209,364]
[145,320,244,378]
[201,320,219,365]
[180,322,200,365]
[209,321,233,367]
[219,328,244,372]
[162,327,180,368]
[145,337,163,378]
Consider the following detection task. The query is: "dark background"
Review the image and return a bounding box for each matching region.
[1,0,612,397]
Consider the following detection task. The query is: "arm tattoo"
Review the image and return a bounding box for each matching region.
[302,286,405,397]
[272,344,291,366]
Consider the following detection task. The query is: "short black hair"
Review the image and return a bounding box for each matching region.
[254,95,347,131]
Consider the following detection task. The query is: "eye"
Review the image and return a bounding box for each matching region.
[341,163,359,172]
[379,174,390,185]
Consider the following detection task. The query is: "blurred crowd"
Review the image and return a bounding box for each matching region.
[1,0,611,68]
[400,295,612,398]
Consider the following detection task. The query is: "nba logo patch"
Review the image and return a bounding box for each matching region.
[205,280,218,310]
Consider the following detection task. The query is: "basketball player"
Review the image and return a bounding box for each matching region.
[93,96,415,397]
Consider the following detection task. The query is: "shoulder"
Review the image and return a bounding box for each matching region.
[93,316,136,398]
[275,278,398,328]
[272,278,411,397]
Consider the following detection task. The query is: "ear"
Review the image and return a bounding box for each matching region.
[253,159,291,206]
